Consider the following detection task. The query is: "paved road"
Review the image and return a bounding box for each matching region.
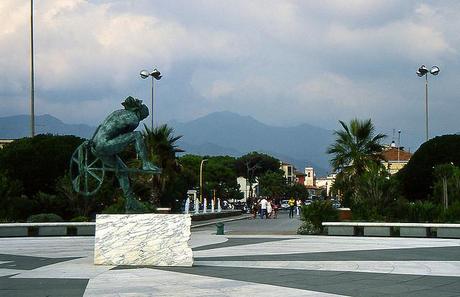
[1,214,460,296]
[193,210,303,235]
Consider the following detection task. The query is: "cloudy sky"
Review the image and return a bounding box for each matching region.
[1,0,459,151]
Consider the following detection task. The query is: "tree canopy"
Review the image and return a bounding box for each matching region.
[0,134,84,197]
[397,135,460,201]
[235,152,280,181]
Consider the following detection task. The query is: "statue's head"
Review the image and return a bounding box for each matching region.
[122,96,149,120]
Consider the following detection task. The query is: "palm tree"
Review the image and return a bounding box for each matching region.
[142,124,184,206]
[327,118,386,202]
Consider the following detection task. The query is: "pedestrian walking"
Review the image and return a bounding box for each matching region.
[272,200,279,219]
[251,199,258,219]
[266,199,272,219]
[288,197,296,218]
[259,197,268,219]
[296,198,302,216]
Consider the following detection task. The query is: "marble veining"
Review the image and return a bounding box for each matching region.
[94,214,193,266]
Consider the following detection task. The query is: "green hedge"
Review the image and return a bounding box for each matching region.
[27,213,63,222]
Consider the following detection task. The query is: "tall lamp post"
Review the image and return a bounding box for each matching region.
[200,159,208,203]
[30,0,35,137]
[416,65,440,142]
[140,68,162,129]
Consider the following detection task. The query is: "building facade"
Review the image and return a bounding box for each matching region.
[304,167,315,187]
[381,147,412,175]
[280,161,295,185]
[315,173,336,197]
[0,139,14,149]
[237,176,259,202]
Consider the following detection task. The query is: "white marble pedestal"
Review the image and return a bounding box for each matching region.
[94,214,193,266]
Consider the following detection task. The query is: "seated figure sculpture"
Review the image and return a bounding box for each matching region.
[91,96,160,212]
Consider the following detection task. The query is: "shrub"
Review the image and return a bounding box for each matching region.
[70,216,90,222]
[351,200,385,221]
[407,201,441,222]
[301,200,338,233]
[297,220,321,235]
[440,201,460,223]
[27,213,63,222]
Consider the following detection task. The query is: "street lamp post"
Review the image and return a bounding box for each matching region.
[200,159,208,203]
[30,0,35,137]
[140,68,162,129]
[417,65,440,142]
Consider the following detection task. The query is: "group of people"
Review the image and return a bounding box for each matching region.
[287,197,303,218]
[251,197,279,219]
[250,197,305,219]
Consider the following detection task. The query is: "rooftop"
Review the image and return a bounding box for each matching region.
[381,147,412,162]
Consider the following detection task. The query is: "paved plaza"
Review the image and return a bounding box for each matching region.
[1,213,460,296]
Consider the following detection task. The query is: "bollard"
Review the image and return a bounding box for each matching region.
[216,222,224,235]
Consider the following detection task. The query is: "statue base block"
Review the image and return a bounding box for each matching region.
[94,214,193,266]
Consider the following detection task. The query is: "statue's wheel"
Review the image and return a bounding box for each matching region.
[69,141,105,196]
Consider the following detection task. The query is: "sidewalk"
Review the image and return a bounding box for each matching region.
[0,213,459,296]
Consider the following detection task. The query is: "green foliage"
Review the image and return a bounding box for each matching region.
[70,216,90,222]
[203,156,240,200]
[285,183,309,200]
[432,164,460,208]
[102,196,126,214]
[440,201,460,223]
[327,119,386,204]
[259,170,286,198]
[0,134,84,197]
[27,213,63,222]
[297,220,321,235]
[175,154,243,207]
[301,200,338,233]
[351,163,400,220]
[328,118,386,176]
[142,124,183,207]
[235,152,280,182]
[397,135,460,201]
[406,201,441,223]
[0,172,32,221]
[35,191,69,217]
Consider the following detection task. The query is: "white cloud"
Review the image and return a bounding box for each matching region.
[1,0,460,149]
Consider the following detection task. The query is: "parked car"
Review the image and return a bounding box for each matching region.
[332,201,341,209]
[280,200,289,209]
[304,199,312,206]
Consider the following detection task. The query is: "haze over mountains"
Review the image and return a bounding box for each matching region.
[0,112,333,176]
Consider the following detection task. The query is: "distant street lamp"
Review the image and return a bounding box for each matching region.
[200,159,208,203]
[140,68,162,128]
[417,65,440,142]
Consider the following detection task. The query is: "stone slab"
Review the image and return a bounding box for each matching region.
[94,214,193,266]
[0,226,28,237]
[364,226,390,237]
[437,227,460,238]
[38,226,67,236]
[400,227,428,237]
[327,226,354,236]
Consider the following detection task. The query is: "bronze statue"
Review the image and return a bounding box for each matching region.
[70,96,161,213]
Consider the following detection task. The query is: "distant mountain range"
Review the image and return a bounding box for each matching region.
[0,112,334,176]
[0,114,95,139]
